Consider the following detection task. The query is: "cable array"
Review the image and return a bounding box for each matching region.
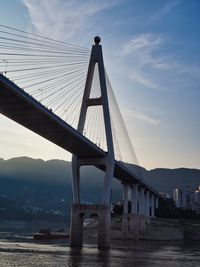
[0,24,90,130]
[106,72,145,179]
[0,24,143,179]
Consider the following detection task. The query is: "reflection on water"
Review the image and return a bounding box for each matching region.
[0,232,200,266]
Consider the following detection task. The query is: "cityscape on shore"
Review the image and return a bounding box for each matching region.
[173,185,200,214]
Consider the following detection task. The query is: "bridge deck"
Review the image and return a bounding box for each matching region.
[0,74,160,196]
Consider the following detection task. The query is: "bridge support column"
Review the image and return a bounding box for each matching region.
[70,37,114,250]
[138,187,146,235]
[145,190,151,224]
[150,194,155,217]
[122,183,129,240]
[130,184,139,240]
[70,204,111,249]
[98,205,111,249]
[155,196,159,217]
[72,155,80,204]
[155,196,159,209]
[70,204,83,247]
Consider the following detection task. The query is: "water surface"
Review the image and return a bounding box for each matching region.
[0,232,200,266]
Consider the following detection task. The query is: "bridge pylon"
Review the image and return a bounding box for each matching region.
[70,36,114,249]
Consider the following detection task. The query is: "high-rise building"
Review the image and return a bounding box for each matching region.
[194,189,200,214]
[173,186,192,209]
[173,185,200,213]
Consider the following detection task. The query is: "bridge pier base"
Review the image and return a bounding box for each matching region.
[70,204,111,249]
[122,213,139,240]
[70,204,84,248]
[139,214,146,235]
[130,213,139,240]
[145,216,151,224]
[122,213,129,240]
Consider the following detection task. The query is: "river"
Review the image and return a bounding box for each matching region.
[0,232,200,266]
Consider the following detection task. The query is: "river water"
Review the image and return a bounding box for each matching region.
[0,232,200,267]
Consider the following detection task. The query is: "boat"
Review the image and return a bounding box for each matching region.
[33,229,70,240]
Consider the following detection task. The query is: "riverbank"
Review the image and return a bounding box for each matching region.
[1,232,200,267]
[1,217,200,242]
[83,217,200,243]
[140,217,200,241]
[1,218,200,266]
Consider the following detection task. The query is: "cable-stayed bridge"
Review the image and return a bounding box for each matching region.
[0,25,162,249]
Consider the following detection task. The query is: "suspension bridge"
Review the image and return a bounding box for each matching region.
[0,25,162,249]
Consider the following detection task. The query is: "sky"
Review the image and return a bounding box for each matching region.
[0,0,199,170]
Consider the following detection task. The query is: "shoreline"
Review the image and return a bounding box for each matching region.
[1,217,200,243]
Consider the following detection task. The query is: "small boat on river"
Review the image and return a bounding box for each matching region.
[33,229,70,240]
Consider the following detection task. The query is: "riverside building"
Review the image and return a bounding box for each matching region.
[173,186,200,213]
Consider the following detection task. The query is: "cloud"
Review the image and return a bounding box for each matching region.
[122,33,170,70]
[121,32,200,91]
[122,33,163,57]
[125,109,160,125]
[121,33,168,90]
[21,0,120,41]
[130,71,161,90]
[153,0,180,21]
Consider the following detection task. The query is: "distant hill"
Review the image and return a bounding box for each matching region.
[0,157,199,222]
[0,157,122,222]
[146,168,200,194]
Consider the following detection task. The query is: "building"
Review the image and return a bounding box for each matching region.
[173,186,200,213]
[173,186,192,209]
[194,187,200,214]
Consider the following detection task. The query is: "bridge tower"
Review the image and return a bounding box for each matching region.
[70,36,115,249]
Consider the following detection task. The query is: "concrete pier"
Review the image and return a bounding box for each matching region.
[122,213,129,240]
[70,204,111,249]
[155,196,159,209]
[122,184,140,240]
[145,190,151,224]
[130,213,139,240]
[139,214,146,235]
[139,187,146,234]
[122,184,129,240]
[150,194,155,217]
[130,184,139,239]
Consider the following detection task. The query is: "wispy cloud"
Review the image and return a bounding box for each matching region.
[124,109,161,125]
[121,33,168,90]
[152,0,180,21]
[122,33,169,70]
[122,33,163,57]
[22,0,120,42]
[130,71,162,91]
[121,32,200,91]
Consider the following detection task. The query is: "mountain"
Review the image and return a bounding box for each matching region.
[0,157,199,222]
[0,157,122,222]
[145,168,200,194]
[0,156,122,203]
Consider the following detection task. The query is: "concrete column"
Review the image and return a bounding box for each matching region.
[130,213,139,240]
[98,205,111,249]
[123,184,129,213]
[70,204,84,247]
[145,190,150,224]
[70,204,111,249]
[138,187,146,235]
[122,184,129,240]
[130,184,139,240]
[145,190,150,216]
[139,187,145,215]
[131,184,138,214]
[72,156,80,204]
[150,194,155,217]
[155,196,159,209]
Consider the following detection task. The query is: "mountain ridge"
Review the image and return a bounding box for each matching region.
[0,157,199,222]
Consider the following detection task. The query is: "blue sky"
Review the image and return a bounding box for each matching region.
[0,0,199,169]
